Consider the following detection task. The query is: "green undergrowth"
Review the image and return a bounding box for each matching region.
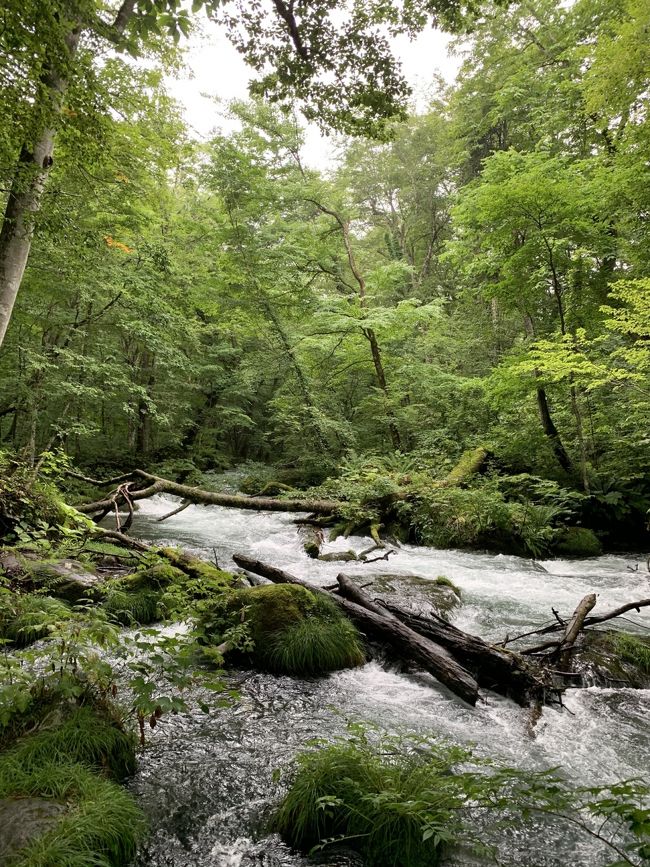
[608,633,650,676]
[0,699,143,867]
[0,760,144,867]
[3,706,136,780]
[0,592,72,647]
[198,584,365,675]
[297,454,603,557]
[273,726,650,867]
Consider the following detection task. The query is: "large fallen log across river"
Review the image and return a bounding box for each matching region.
[70,469,341,523]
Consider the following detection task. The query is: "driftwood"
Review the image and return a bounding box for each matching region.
[232,554,480,706]
[366,595,548,705]
[69,469,341,526]
[558,594,597,670]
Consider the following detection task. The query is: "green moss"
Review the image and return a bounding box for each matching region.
[444,446,489,486]
[199,584,365,675]
[0,595,72,647]
[554,527,602,558]
[122,562,185,592]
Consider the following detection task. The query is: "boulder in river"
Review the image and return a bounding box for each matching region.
[0,797,67,863]
[363,573,463,620]
[198,583,366,675]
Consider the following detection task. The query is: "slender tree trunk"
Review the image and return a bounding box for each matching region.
[0,1,135,351]
[264,303,330,453]
[0,27,81,350]
[309,199,402,450]
[523,314,573,474]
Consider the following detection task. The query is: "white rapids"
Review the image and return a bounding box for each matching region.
[127,495,650,867]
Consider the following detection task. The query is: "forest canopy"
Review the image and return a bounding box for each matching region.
[0,0,649,551]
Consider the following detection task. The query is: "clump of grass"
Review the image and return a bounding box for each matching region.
[0,758,145,867]
[433,575,461,596]
[609,632,650,675]
[0,702,143,866]
[0,595,72,647]
[273,732,475,866]
[267,615,365,675]
[8,706,137,780]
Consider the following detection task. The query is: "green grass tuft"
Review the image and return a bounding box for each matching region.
[609,632,650,675]
[5,706,137,780]
[0,595,72,647]
[0,759,145,867]
[273,734,469,866]
[101,587,160,626]
[267,614,365,675]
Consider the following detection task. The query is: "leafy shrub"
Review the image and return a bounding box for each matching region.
[273,727,650,867]
[0,453,67,545]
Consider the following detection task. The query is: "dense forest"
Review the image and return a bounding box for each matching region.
[0,1,649,866]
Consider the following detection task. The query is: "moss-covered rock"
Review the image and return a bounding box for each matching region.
[576,631,650,688]
[553,527,602,558]
[199,584,365,676]
[0,698,143,866]
[364,573,462,620]
[0,797,68,864]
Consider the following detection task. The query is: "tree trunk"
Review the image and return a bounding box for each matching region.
[0,1,136,350]
[71,468,342,516]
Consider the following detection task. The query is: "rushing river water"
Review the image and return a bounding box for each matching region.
[127,495,650,867]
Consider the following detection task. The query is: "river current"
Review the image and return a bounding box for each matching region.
[127,494,650,867]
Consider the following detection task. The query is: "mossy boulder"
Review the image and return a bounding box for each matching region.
[364,573,462,620]
[576,631,650,688]
[553,527,602,558]
[0,797,68,864]
[199,584,365,676]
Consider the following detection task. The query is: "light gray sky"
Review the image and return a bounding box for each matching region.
[166,17,461,168]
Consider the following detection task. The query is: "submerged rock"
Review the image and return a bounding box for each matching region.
[0,797,67,862]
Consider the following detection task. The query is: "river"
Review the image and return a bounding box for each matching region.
[126,495,650,867]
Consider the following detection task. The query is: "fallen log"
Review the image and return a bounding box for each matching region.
[69,469,341,518]
[351,590,549,706]
[232,554,480,706]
